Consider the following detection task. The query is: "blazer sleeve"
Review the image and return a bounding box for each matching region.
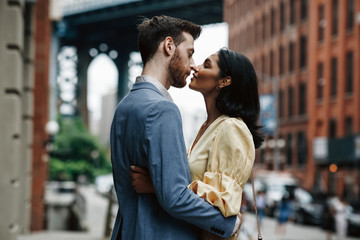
[145,101,236,238]
[188,118,255,217]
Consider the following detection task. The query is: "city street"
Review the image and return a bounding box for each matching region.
[19,185,360,240]
[241,213,360,240]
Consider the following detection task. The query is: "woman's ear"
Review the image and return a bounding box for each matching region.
[164,37,175,56]
[219,76,232,89]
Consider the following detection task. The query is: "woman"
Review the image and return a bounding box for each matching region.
[131,48,263,239]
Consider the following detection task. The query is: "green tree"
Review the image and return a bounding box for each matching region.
[49,117,112,182]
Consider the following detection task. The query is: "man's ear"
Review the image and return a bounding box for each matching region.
[164,36,175,56]
[219,76,232,89]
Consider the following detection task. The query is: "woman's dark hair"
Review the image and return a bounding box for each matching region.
[216,48,264,148]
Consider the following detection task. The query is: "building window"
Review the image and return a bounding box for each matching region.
[279,90,284,118]
[262,14,266,41]
[346,51,353,94]
[286,133,293,166]
[289,41,294,72]
[347,0,354,30]
[280,2,285,31]
[271,8,275,36]
[279,46,284,75]
[270,51,274,77]
[317,63,324,100]
[297,131,307,167]
[300,36,307,69]
[331,58,337,97]
[299,83,306,115]
[257,19,262,44]
[345,117,353,135]
[318,4,325,42]
[288,87,294,117]
[261,55,265,76]
[332,0,338,36]
[329,119,337,138]
[300,0,308,21]
[290,0,295,24]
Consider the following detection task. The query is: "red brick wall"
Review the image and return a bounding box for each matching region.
[31,0,51,231]
[224,0,360,193]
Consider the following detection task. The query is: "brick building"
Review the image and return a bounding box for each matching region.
[224,0,360,198]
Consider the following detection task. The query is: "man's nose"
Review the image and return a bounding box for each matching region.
[190,64,199,72]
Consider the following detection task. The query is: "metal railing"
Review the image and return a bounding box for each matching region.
[104,186,118,238]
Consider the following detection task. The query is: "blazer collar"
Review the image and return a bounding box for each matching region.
[132,76,173,101]
[131,82,173,101]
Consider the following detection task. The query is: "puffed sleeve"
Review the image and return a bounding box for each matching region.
[188,118,255,217]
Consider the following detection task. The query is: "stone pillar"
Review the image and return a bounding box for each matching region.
[19,1,36,234]
[114,50,131,101]
[0,0,26,239]
[77,45,92,124]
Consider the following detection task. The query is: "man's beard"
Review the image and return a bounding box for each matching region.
[169,49,187,88]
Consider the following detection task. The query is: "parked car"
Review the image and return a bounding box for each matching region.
[95,174,114,196]
[243,172,298,216]
[292,188,324,225]
[347,200,360,237]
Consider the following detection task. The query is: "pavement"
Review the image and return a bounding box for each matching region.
[241,213,360,240]
[18,186,109,240]
[18,186,360,240]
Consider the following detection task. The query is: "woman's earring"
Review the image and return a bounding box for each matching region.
[216,85,221,90]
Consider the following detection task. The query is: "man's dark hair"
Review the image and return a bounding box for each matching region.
[137,15,202,64]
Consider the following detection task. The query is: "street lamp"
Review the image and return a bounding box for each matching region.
[45,120,59,152]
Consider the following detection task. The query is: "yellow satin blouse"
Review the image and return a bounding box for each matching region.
[188,115,255,217]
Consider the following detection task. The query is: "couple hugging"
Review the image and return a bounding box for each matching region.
[110,15,263,240]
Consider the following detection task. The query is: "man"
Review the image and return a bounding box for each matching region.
[110,16,238,240]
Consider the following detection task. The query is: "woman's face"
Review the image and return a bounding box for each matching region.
[189,53,221,94]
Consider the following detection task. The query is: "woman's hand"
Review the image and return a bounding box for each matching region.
[130,166,155,194]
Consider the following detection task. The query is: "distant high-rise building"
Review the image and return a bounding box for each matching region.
[99,89,118,146]
[224,0,360,198]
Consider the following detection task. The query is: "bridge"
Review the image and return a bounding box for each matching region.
[54,0,223,122]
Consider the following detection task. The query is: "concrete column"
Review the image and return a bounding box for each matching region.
[0,0,25,239]
[114,50,131,101]
[19,1,36,234]
[77,45,92,124]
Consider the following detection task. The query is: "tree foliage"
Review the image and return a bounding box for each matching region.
[49,116,112,182]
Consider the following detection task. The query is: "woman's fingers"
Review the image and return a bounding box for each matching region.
[130,166,149,175]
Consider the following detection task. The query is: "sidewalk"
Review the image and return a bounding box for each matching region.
[242,213,360,240]
[18,189,360,240]
[18,186,109,240]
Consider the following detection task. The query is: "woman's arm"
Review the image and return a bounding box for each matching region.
[188,118,255,217]
[130,166,155,194]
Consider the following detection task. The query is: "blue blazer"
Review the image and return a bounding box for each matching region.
[110,82,236,240]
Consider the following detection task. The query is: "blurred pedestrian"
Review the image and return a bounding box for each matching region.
[256,190,266,226]
[275,195,292,235]
[322,194,335,240]
[333,196,348,240]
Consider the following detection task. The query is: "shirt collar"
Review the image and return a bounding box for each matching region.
[135,75,173,101]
